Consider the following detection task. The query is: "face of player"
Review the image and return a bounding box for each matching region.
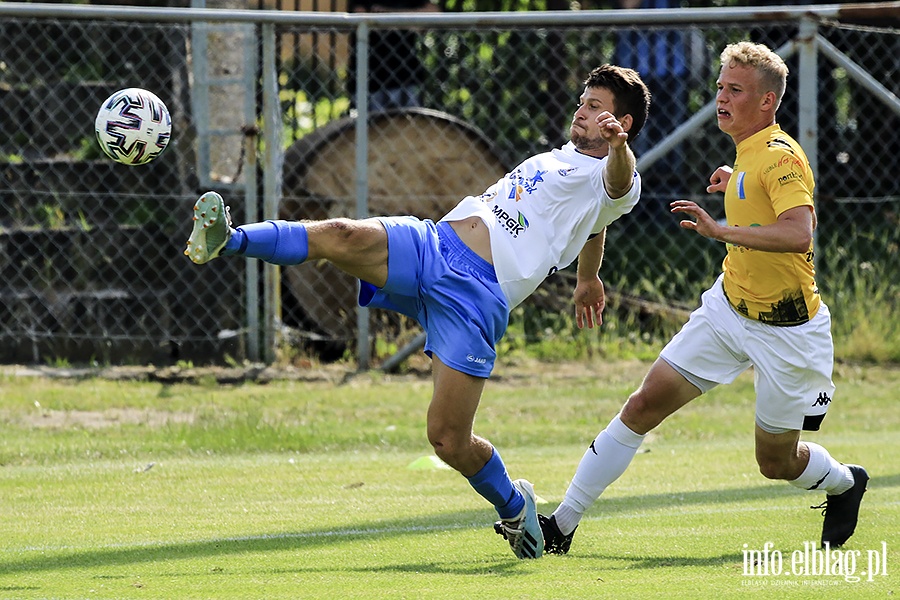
[715,62,776,144]
[569,86,618,157]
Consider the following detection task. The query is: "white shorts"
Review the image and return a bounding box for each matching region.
[659,275,835,431]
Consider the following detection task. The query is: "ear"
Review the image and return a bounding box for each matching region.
[760,90,778,113]
[618,113,634,133]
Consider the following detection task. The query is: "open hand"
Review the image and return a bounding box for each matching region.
[574,278,606,329]
[670,200,723,241]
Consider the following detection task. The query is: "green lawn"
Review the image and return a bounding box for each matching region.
[0,360,897,599]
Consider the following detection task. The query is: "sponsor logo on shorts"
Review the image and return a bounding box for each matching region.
[466,354,487,364]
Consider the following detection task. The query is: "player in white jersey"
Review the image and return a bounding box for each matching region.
[184,64,651,560]
[540,42,868,556]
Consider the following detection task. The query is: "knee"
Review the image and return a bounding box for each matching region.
[322,218,358,244]
[757,458,794,481]
[427,428,472,468]
[619,391,660,435]
[315,218,384,259]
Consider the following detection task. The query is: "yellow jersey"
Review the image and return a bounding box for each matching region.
[721,124,820,325]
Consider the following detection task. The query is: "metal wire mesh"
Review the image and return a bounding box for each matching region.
[1,8,897,365]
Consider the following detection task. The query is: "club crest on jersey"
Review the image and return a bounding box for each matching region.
[736,171,747,199]
[558,167,578,177]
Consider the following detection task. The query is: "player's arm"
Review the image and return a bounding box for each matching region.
[670,201,813,253]
[598,112,637,199]
[574,228,607,329]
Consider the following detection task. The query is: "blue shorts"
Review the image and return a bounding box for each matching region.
[358,217,509,378]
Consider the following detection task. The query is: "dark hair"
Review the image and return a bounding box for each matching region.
[584,64,651,140]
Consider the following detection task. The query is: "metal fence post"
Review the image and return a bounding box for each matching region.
[797,16,819,189]
[355,21,371,371]
[262,22,284,364]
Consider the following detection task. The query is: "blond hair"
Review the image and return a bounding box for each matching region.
[720,41,788,109]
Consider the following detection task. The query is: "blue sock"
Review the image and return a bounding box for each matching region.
[224,220,308,265]
[466,448,524,520]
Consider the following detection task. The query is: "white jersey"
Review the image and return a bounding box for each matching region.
[440,141,641,308]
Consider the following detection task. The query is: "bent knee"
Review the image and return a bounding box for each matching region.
[757,460,796,481]
[428,430,471,464]
[620,391,665,434]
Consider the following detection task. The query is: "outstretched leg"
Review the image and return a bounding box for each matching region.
[185,191,389,286]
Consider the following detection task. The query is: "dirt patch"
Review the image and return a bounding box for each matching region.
[22,407,195,430]
[3,363,352,385]
[1,355,650,387]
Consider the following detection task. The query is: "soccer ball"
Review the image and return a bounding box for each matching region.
[94,88,172,166]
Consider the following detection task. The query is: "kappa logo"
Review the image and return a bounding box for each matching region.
[812,392,832,407]
[767,138,795,152]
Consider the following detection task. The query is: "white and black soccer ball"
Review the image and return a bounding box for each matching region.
[94,88,172,166]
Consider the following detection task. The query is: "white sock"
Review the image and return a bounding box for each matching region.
[553,414,646,535]
[789,441,854,495]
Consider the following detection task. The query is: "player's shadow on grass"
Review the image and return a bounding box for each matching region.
[322,550,745,575]
[1,472,893,577]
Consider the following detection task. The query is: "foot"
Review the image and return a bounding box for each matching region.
[184,191,232,264]
[816,464,869,548]
[539,513,576,555]
[492,479,544,559]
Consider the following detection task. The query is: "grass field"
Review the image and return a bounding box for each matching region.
[0,359,897,599]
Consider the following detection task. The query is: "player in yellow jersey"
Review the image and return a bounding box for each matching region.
[539,42,868,555]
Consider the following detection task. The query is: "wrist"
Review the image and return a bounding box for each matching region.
[716,224,733,244]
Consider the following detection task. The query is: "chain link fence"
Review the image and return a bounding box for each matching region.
[1,3,897,366]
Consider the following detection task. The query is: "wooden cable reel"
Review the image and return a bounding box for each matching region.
[280,108,507,352]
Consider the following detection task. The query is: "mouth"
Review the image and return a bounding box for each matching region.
[717,108,731,119]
